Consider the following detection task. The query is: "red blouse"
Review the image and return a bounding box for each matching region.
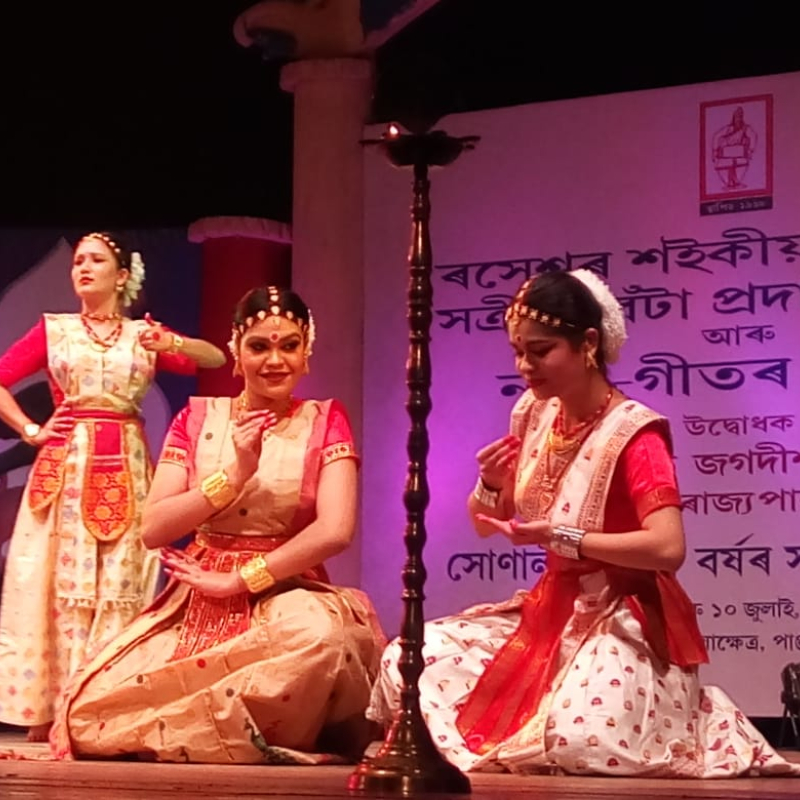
[604,423,683,530]
[160,397,356,468]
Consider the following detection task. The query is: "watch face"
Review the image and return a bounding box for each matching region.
[24,423,41,439]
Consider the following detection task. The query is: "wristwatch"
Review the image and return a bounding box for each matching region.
[22,422,41,444]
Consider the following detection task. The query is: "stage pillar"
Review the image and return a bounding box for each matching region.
[279,58,372,586]
[188,216,292,397]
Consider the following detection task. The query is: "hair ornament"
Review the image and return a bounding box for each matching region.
[123,251,145,307]
[84,231,121,256]
[569,268,627,364]
[83,232,144,307]
[227,285,316,361]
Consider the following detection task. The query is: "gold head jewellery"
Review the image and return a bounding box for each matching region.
[83,231,122,256]
[503,276,578,331]
[227,285,316,363]
[504,302,575,330]
[81,233,145,308]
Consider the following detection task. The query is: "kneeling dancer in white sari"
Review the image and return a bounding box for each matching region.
[368,270,800,778]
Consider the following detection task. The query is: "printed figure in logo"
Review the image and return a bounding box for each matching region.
[368,270,800,778]
[712,106,758,190]
[0,231,226,742]
[50,286,385,765]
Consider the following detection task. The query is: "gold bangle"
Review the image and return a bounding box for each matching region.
[239,555,276,594]
[168,333,184,353]
[199,469,238,511]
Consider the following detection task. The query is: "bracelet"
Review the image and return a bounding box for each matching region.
[168,333,185,353]
[472,476,502,508]
[549,524,585,560]
[199,469,238,511]
[239,555,276,594]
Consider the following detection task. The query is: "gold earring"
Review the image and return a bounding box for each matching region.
[585,349,598,371]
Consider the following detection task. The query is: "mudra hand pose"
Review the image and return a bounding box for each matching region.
[0,231,225,742]
[367,270,799,777]
[50,286,385,764]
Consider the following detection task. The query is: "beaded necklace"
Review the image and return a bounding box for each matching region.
[80,314,123,352]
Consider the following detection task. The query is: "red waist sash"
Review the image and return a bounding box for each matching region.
[455,556,708,755]
[28,408,142,543]
[170,530,329,661]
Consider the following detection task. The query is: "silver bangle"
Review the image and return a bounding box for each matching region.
[472,476,502,508]
[549,524,585,560]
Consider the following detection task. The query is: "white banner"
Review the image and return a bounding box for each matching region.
[361,71,800,716]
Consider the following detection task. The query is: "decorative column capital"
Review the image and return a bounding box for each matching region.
[233,0,366,60]
[188,216,292,244]
[280,57,373,94]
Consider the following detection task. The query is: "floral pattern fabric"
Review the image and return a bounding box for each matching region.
[367,393,800,778]
[0,314,190,726]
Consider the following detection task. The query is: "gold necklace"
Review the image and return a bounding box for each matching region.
[549,388,614,454]
[537,391,614,514]
[236,393,297,435]
[538,433,593,515]
[538,452,573,516]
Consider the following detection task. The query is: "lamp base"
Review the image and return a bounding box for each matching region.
[347,717,471,796]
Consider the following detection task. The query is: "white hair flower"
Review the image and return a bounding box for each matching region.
[305,309,316,358]
[122,251,145,307]
[570,268,627,364]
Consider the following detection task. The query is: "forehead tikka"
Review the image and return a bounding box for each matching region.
[240,308,302,332]
[268,286,282,327]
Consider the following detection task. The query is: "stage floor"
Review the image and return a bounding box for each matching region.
[1,733,799,799]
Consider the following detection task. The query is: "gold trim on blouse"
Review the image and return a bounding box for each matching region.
[321,441,358,466]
